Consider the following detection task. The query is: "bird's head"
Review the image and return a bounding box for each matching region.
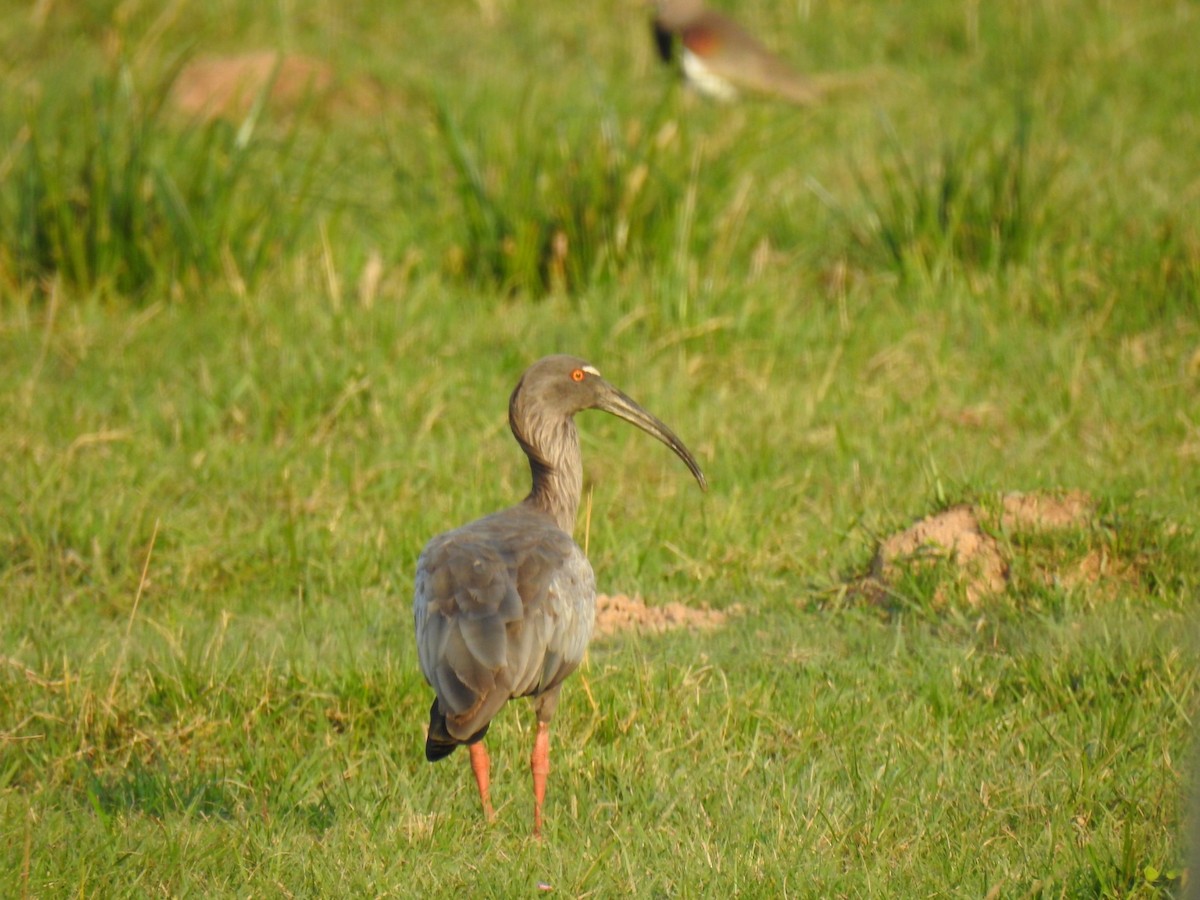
[649,0,705,14]
[509,355,707,491]
[649,0,707,26]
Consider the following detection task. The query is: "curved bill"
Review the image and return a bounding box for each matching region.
[594,385,708,491]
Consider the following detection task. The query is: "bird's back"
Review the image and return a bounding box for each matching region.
[657,6,821,106]
[414,504,596,747]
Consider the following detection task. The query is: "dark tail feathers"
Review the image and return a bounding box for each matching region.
[425,698,489,762]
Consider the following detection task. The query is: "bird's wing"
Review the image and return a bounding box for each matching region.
[413,510,595,740]
[510,534,596,700]
[687,12,820,105]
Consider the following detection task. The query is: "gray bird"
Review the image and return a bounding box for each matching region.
[413,355,706,836]
[652,0,821,105]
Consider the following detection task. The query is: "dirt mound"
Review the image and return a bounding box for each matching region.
[868,490,1099,606]
[170,52,335,120]
[999,490,1094,531]
[872,504,1007,604]
[593,593,735,638]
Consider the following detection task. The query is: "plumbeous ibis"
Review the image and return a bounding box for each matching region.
[413,355,706,836]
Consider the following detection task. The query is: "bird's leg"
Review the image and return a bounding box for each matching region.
[531,720,551,838]
[468,742,496,822]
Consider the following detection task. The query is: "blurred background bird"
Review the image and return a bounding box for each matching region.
[650,0,823,105]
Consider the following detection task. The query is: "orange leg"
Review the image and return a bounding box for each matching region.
[469,742,496,822]
[531,721,551,838]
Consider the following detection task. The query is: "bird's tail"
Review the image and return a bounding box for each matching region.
[425,698,490,762]
[763,66,888,107]
[805,67,889,102]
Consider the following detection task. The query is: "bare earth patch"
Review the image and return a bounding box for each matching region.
[593,593,736,638]
[867,490,1103,605]
[998,490,1094,531]
[170,52,336,120]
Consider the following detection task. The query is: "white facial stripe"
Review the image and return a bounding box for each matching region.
[583,365,601,377]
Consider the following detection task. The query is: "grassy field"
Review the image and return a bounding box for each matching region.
[1,0,1198,895]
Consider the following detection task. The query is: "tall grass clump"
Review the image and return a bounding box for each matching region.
[848,108,1061,282]
[429,95,694,297]
[1099,214,1200,329]
[0,60,324,300]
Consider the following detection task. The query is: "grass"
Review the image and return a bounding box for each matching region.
[0,60,325,301]
[845,105,1061,280]
[1,0,1198,895]
[428,92,695,296]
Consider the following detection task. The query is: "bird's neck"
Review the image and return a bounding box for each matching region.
[512,412,583,535]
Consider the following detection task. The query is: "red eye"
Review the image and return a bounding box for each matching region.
[571,368,585,382]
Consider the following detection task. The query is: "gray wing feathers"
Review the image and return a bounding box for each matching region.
[508,548,595,698]
[543,552,595,686]
[413,508,596,741]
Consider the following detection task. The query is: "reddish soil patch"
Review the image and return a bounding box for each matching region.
[170,52,335,120]
[999,490,1094,531]
[872,503,1007,604]
[593,593,736,638]
[868,490,1099,606]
